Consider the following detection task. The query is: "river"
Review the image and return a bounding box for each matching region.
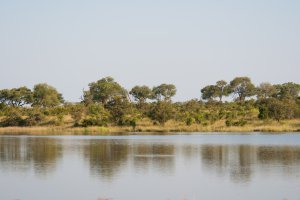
[0,134,300,200]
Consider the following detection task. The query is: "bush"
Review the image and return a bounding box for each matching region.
[82,115,109,127]
[258,105,269,120]
[186,117,195,126]
[0,109,26,127]
[25,109,45,126]
[69,104,85,126]
[226,119,247,127]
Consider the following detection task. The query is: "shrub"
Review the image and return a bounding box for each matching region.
[186,117,195,126]
[226,119,247,127]
[25,109,45,126]
[0,109,26,127]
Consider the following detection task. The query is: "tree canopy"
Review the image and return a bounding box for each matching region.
[0,76,299,128]
[32,83,64,107]
[130,85,152,104]
[86,77,127,105]
[152,84,176,101]
[0,87,33,106]
[230,77,256,102]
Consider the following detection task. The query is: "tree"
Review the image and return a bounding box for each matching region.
[25,108,45,126]
[230,77,255,102]
[81,90,93,106]
[105,96,136,125]
[82,103,111,126]
[148,101,175,125]
[152,84,176,101]
[86,77,127,105]
[258,98,298,121]
[275,82,300,99]
[32,84,64,107]
[0,107,26,127]
[257,82,277,99]
[68,103,85,126]
[215,80,231,101]
[0,87,33,106]
[201,85,217,101]
[201,81,230,101]
[129,85,152,104]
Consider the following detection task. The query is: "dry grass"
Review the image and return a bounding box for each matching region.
[0,119,299,135]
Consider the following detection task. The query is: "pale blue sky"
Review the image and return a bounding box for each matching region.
[1,0,299,102]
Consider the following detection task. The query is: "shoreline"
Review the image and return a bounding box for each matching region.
[0,120,299,135]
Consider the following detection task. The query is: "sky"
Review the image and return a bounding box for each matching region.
[0,0,299,102]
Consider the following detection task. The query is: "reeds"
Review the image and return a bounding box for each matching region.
[0,119,299,135]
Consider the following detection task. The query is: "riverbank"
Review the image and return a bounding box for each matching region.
[0,119,299,135]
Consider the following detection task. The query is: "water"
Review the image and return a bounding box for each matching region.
[0,134,300,200]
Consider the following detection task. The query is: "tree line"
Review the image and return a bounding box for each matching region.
[0,76,299,128]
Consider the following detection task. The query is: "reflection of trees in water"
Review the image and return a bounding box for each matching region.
[257,146,300,175]
[0,137,28,171]
[0,137,62,175]
[231,145,255,182]
[84,141,175,178]
[257,146,300,164]
[181,144,200,162]
[25,137,63,175]
[200,144,300,183]
[132,144,175,174]
[83,140,129,179]
[2,137,300,183]
[201,145,229,168]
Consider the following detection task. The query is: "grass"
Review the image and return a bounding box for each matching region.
[0,119,299,135]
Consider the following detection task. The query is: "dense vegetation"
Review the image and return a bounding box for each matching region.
[0,76,299,132]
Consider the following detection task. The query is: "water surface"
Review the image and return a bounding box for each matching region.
[0,134,300,200]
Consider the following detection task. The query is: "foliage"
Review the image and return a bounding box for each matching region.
[258,98,299,121]
[230,77,256,102]
[201,80,230,101]
[68,103,85,126]
[148,101,175,125]
[152,84,176,101]
[201,85,217,101]
[0,108,26,127]
[0,87,33,106]
[25,108,45,126]
[82,103,110,127]
[225,119,247,127]
[32,83,64,107]
[0,76,299,128]
[86,77,127,105]
[257,82,277,99]
[105,96,136,125]
[275,82,300,99]
[130,85,152,103]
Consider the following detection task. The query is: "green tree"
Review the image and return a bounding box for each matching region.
[68,103,85,126]
[82,103,111,126]
[0,107,26,127]
[130,85,152,104]
[152,84,176,101]
[275,82,300,99]
[105,96,137,125]
[215,80,231,101]
[86,77,127,105]
[81,90,93,106]
[0,87,33,106]
[148,101,175,125]
[257,82,277,99]
[230,77,256,102]
[201,85,217,101]
[201,81,230,101]
[258,98,298,121]
[32,84,64,107]
[25,108,45,126]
